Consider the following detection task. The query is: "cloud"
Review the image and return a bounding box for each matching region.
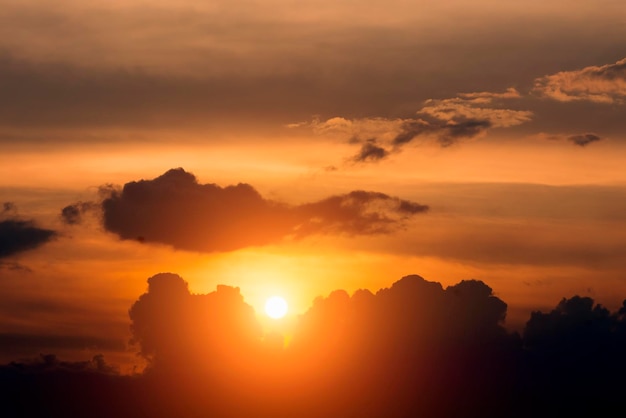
[0,219,56,259]
[4,272,626,417]
[298,88,532,162]
[294,190,428,236]
[128,273,261,371]
[389,117,496,148]
[2,202,17,215]
[60,201,97,225]
[98,168,427,252]
[538,132,604,147]
[418,91,532,130]
[532,57,626,103]
[0,333,126,357]
[567,133,602,147]
[352,140,389,162]
[2,353,119,375]
[0,261,32,272]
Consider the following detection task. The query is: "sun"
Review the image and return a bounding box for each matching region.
[265,296,288,319]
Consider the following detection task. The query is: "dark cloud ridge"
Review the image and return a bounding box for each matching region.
[5,272,626,417]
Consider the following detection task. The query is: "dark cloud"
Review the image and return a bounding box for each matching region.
[0,261,32,272]
[2,353,119,375]
[294,191,428,236]
[392,117,493,147]
[567,133,602,146]
[98,168,427,252]
[0,219,56,259]
[4,272,626,417]
[392,119,430,145]
[129,273,261,371]
[60,201,97,225]
[2,202,17,215]
[353,140,389,162]
[304,89,531,163]
[0,333,126,356]
[443,118,492,141]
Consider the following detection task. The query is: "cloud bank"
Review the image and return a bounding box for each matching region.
[5,272,626,417]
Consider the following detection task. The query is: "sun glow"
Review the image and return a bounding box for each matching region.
[265,296,288,319]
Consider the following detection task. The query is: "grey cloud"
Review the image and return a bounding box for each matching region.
[294,190,428,236]
[392,120,430,145]
[0,219,56,259]
[353,140,389,162]
[2,202,17,215]
[304,89,530,162]
[568,133,602,147]
[0,261,32,272]
[0,333,125,354]
[98,168,428,252]
[390,115,497,148]
[439,118,493,146]
[2,6,624,140]
[61,201,97,225]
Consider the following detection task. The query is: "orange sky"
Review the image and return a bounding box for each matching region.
[1,0,625,371]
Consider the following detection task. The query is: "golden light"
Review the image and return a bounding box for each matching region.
[264,296,288,319]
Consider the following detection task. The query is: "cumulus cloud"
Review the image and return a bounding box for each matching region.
[97,168,427,252]
[532,57,626,103]
[4,272,626,417]
[129,273,261,371]
[297,88,532,162]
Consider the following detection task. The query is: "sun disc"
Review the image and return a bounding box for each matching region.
[265,296,288,319]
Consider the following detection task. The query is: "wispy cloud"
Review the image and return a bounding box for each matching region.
[532,57,626,104]
[297,88,532,162]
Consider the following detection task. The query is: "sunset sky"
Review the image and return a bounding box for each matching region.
[1,0,626,371]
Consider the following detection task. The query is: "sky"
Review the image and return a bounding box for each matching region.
[1,0,626,371]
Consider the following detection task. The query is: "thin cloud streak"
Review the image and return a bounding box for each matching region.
[297,88,532,162]
[533,57,626,103]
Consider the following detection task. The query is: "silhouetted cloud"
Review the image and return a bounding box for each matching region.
[353,140,389,162]
[568,133,602,146]
[4,272,626,417]
[294,191,427,236]
[0,334,126,357]
[2,202,16,215]
[60,201,97,225]
[538,132,604,147]
[0,261,32,272]
[533,57,626,103]
[0,219,56,259]
[129,273,261,372]
[99,168,427,252]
